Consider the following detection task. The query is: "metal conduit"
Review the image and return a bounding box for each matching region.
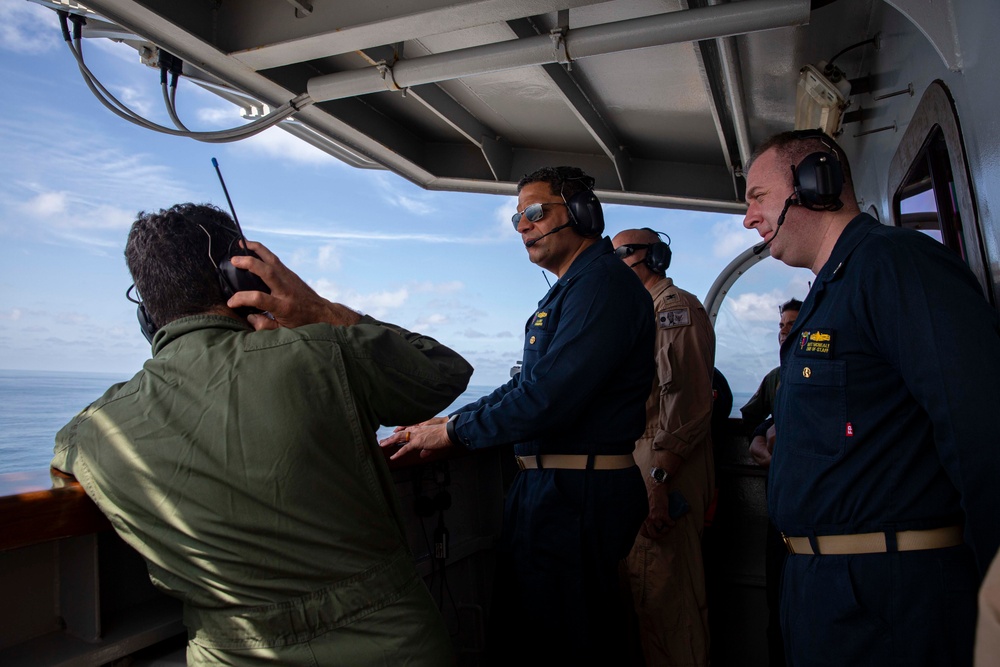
[308,0,811,102]
[719,35,752,171]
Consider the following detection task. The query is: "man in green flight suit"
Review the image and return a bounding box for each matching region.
[51,203,473,665]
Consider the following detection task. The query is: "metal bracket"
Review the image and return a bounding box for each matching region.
[550,28,572,70]
[285,0,312,18]
[375,60,407,96]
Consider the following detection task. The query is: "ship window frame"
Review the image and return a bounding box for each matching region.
[887,80,994,305]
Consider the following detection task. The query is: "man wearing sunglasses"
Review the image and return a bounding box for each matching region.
[382,166,654,664]
[612,227,716,667]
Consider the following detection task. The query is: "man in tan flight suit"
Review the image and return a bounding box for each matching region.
[613,227,716,667]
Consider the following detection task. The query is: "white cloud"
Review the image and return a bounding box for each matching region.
[307,278,408,318]
[0,0,59,54]
[311,278,340,302]
[355,288,409,314]
[259,225,496,245]
[236,125,344,166]
[196,105,243,127]
[391,194,435,216]
[494,197,519,237]
[109,84,154,118]
[316,243,341,270]
[724,290,787,322]
[22,191,68,217]
[412,312,448,330]
[371,173,439,216]
[16,191,136,232]
[711,217,752,257]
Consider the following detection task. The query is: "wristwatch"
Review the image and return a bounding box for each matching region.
[650,466,670,484]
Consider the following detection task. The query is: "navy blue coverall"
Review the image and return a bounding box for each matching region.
[449,237,654,664]
[770,214,1000,666]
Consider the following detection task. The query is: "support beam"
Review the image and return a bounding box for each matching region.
[307,0,811,101]
[507,17,629,190]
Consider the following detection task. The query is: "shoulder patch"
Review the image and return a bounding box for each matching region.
[658,307,690,329]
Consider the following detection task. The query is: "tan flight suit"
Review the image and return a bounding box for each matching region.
[624,277,716,667]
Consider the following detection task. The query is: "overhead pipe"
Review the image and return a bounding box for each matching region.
[719,36,752,172]
[307,0,811,102]
[708,0,753,171]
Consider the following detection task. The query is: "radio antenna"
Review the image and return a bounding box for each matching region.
[211,157,250,253]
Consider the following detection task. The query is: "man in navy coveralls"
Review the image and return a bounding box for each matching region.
[742,130,1000,666]
[382,166,653,665]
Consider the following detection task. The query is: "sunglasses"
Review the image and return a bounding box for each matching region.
[511,202,567,228]
[613,243,653,259]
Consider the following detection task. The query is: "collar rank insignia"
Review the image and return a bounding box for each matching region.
[658,307,690,329]
[797,329,833,357]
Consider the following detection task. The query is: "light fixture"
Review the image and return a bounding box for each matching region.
[795,60,852,136]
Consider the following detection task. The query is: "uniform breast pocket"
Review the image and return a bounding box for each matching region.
[783,358,847,460]
[522,330,553,371]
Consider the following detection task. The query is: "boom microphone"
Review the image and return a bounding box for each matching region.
[752,197,796,256]
[525,222,573,248]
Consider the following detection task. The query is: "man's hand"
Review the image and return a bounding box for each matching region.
[749,435,772,467]
[227,241,361,330]
[749,423,777,468]
[379,418,452,460]
[639,482,675,539]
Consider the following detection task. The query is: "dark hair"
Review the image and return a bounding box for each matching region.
[516,165,595,200]
[747,130,853,187]
[124,203,241,327]
[780,297,803,313]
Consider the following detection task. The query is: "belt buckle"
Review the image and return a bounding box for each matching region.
[781,532,794,554]
[516,456,526,471]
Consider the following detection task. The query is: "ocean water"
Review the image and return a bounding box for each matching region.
[0,369,132,475]
[0,369,751,476]
[0,369,496,475]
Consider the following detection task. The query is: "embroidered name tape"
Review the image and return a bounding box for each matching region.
[797,329,833,357]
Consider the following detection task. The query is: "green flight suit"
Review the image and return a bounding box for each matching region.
[52,314,473,665]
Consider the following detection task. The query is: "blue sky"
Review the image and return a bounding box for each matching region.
[0,1,813,400]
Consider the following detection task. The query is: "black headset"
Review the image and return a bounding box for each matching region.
[790,129,845,211]
[127,284,158,344]
[564,187,605,237]
[552,167,604,237]
[127,211,269,344]
[642,229,672,274]
[128,160,270,343]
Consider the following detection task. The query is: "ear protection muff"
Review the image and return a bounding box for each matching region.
[564,188,605,237]
[217,254,269,300]
[790,130,845,211]
[127,284,158,344]
[643,231,672,275]
[186,212,270,301]
[187,211,270,318]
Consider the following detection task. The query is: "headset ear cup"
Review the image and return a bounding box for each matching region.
[217,259,237,299]
[645,242,672,274]
[794,152,844,211]
[565,190,605,237]
[136,303,157,344]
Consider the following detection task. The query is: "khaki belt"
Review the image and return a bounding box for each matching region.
[782,525,964,555]
[515,454,636,471]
